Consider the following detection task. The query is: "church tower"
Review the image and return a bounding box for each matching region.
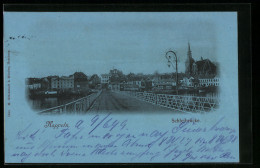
[187,42,192,59]
[185,42,194,76]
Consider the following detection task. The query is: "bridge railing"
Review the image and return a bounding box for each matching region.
[38,90,102,114]
[116,91,220,113]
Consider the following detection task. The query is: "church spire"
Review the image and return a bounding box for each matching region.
[185,41,194,76]
[187,42,192,59]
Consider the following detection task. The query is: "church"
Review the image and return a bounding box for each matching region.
[185,42,218,78]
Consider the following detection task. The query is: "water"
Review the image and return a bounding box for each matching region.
[27,96,82,111]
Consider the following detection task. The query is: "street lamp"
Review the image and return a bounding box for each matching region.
[165,50,178,95]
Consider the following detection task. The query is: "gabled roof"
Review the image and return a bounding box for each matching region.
[195,59,217,72]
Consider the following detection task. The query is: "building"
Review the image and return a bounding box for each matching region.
[152,74,177,87]
[181,77,195,87]
[51,75,74,90]
[108,83,120,91]
[185,42,195,75]
[127,80,142,87]
[26,78,42,90]
[122,84,139,91]
[27,83,41,90]
[46,76,59,89]
[101,74,111,84]
[152,83,173,91]
[152,78,176,87]
[149,73,177,91]
[152,78,176,91]
[199,77,220,87]
[124,80,145,91]
[73,72,89,91]
[192,58,217,77]
[185,42,218,77]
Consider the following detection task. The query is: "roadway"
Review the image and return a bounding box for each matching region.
[88,90,180,113]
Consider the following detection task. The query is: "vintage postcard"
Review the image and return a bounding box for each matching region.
[4,12,239,163]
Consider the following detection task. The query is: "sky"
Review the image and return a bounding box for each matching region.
[4,12,237,77]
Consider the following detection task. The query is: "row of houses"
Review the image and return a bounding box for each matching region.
[100,68,219,92]
[51,75,74,89]
[181,76,220,88]
[105,76,220,92]
[26,70,220,93]
[26,72,92,92]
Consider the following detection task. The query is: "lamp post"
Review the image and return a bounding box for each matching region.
[165,50,178,95]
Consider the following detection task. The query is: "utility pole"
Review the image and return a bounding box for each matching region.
[165,50,178,95]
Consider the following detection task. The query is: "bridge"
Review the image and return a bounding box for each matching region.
[38,90,219,114]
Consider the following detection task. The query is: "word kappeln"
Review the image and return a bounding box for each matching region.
[172,118,200,124]
[44,121,69,129]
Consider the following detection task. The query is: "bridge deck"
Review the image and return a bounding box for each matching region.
[88,90,180,113]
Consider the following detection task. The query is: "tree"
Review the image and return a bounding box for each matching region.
[126,73,135,81]
[89,74,101,89]
[110,70,126,83]
[74,72,88,82]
